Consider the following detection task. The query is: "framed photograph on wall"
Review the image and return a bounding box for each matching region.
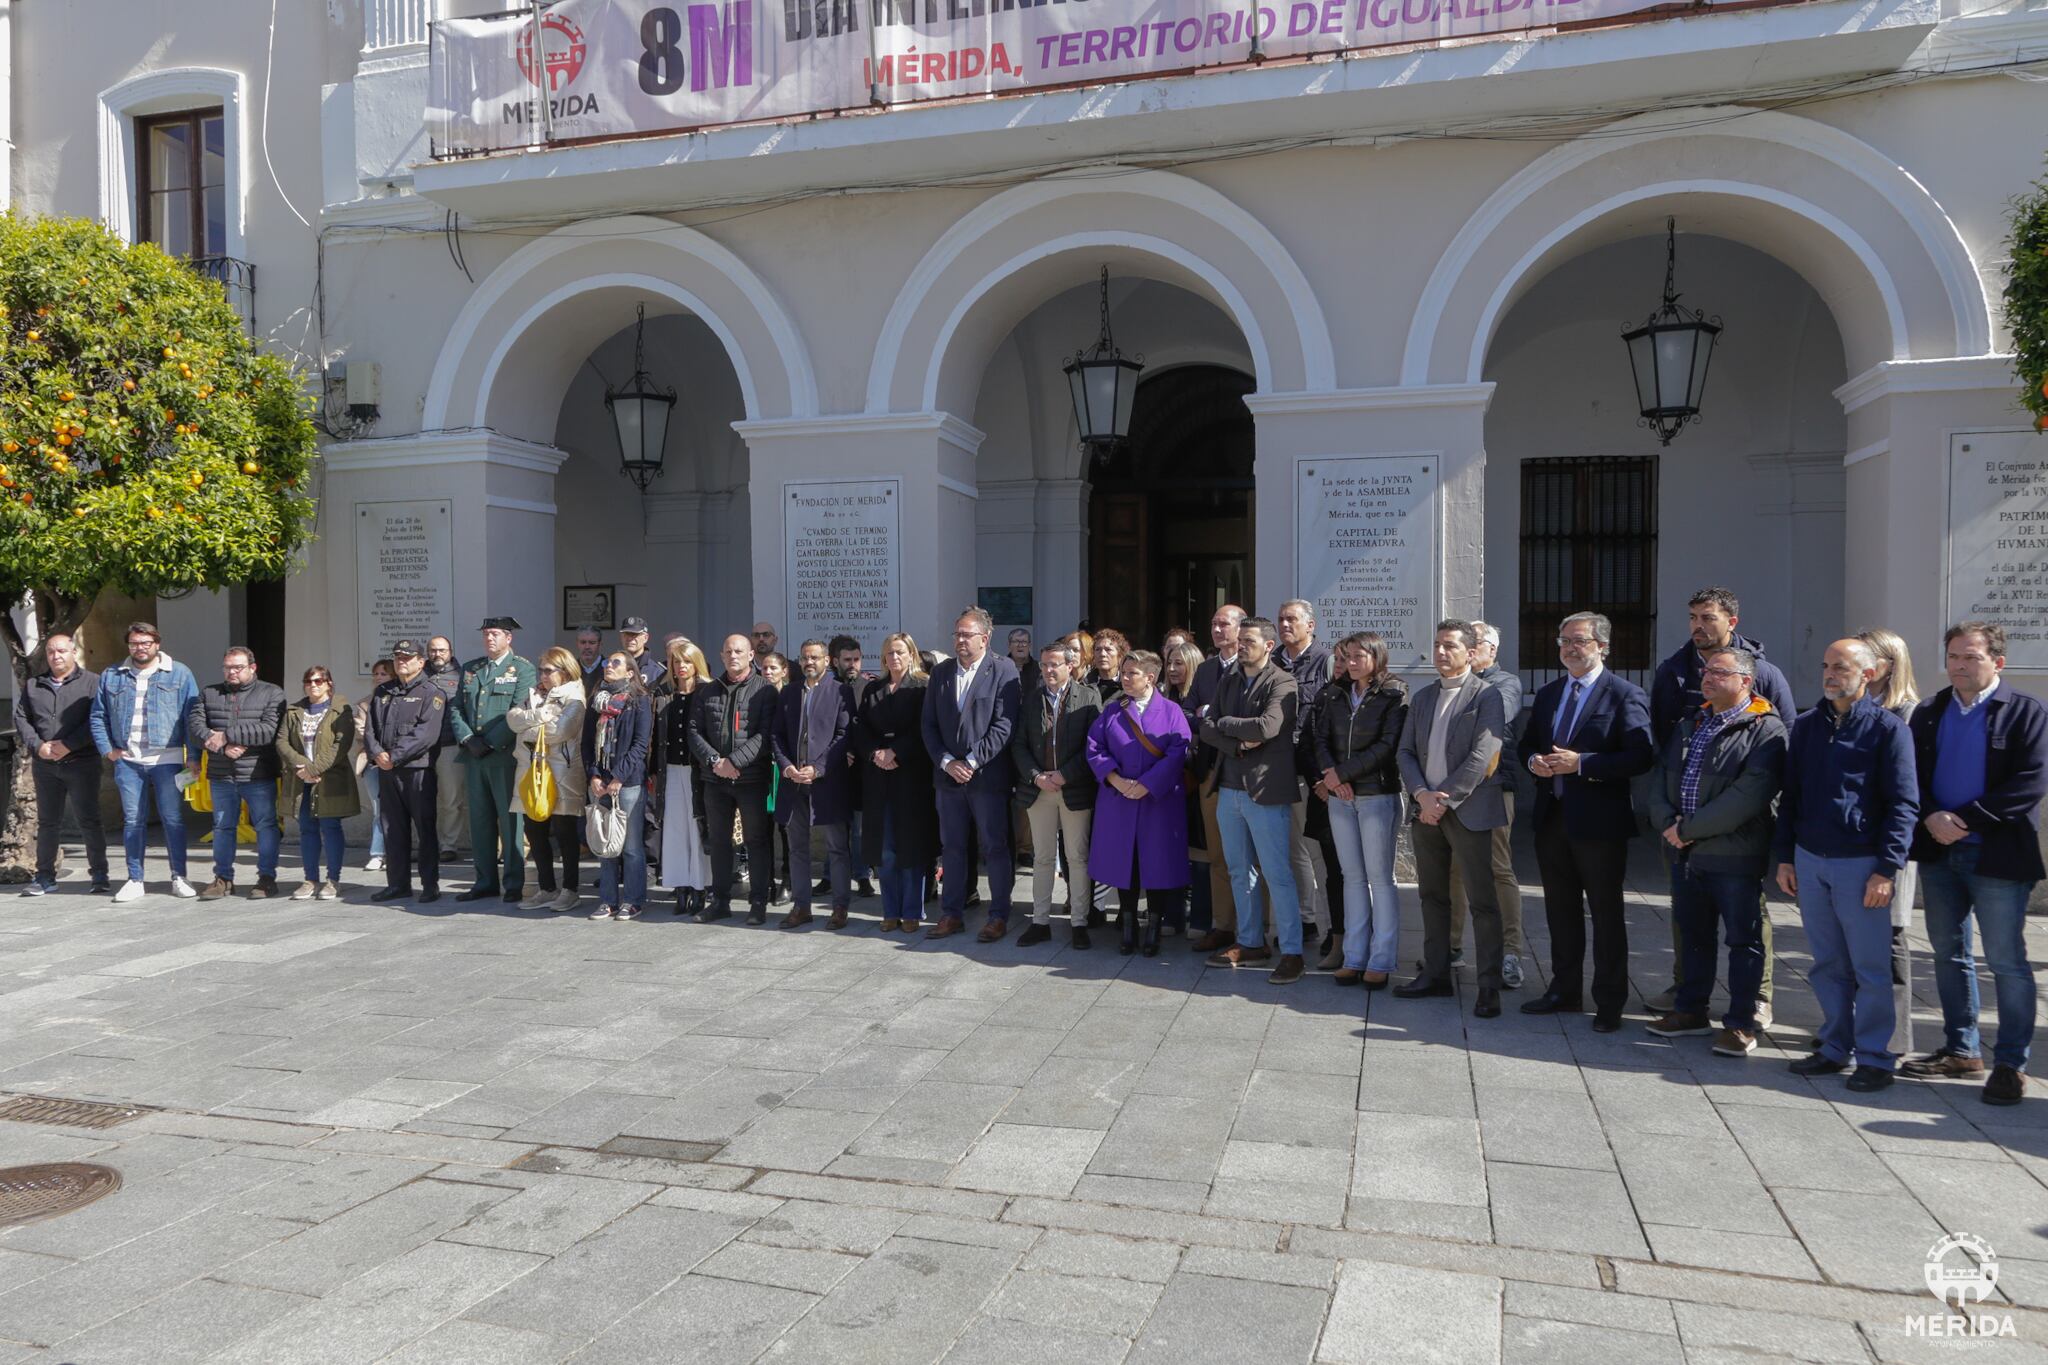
[563,585,616,632]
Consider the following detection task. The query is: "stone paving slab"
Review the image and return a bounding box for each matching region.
[3,850,2048,1361]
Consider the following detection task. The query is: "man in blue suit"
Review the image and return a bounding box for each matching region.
[922,606,1023,941]
[1518,611,1656,1031]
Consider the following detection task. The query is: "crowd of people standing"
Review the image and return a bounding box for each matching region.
[14,589,2044,1105]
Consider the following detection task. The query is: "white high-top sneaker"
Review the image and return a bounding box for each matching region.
[170,876,198,898]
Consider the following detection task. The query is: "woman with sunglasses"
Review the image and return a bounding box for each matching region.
[278,666,359,901]
[509,646,589,912]
[584,653,652,919]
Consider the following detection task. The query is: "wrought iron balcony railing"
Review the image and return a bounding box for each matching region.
[191,255,256,333]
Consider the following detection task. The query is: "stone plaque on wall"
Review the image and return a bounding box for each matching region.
[784,479,900,645]
[356,499,454,674]
[1948,431,2048,668]
[1295,455,1440,671]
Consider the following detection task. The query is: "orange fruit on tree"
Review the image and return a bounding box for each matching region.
[59,390,73,401]
[146,506,162,519]
[25,330,38,341]
[1,441,14,453]
[122,379,135,392]
[243,461,260,475]
[73,507,86,518]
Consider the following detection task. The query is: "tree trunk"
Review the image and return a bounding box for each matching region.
[0,589,90,881]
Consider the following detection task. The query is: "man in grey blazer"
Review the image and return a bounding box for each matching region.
[1396,619,1511,1017]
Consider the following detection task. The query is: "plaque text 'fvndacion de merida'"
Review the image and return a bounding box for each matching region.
[785,479,901,646]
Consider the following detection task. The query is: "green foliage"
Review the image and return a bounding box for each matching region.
[0,213,318,605]
[2008,158,2048,430]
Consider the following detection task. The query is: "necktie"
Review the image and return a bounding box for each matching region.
[1044,692,1058,770]
[1553,679,1583,797]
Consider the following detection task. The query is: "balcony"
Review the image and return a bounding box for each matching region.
[365,0,432,53]
[192,255,257,333]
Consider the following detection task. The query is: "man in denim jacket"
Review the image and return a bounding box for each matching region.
[89,620,202,902]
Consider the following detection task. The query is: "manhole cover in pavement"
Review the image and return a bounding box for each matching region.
[0,1164,121,1229]
[0,1095,145,1130]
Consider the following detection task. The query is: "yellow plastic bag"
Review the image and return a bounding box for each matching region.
[185,754,213,813]
[520,721,555,821]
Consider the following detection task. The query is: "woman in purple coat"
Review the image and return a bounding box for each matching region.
[1087,650,1193,957]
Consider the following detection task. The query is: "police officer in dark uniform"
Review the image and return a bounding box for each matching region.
[366,640,445,903]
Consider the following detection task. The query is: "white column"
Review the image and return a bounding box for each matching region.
[316,431,563,688]
[734,413,983,650]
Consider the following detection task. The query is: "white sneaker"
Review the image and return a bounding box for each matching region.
[170,876,198,898]
[1754,999,1774,1030]
[518,887,550,909]
[364,856,386,872]
[549,887,579,913]
[113,879,145,903]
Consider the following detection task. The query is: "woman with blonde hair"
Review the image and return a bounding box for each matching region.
[656,636,713,916]
[508,645,588,912]
[1859,626,1922,1057]
[854,631,939,930]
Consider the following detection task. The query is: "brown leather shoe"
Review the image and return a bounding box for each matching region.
[926,916,965,939]
[977,918,1009,944]
[1191,929,1234,953]
[827,907,848,929]
[1333,968,1363,986]
[1205,944,1273,968]
[780,908,814,929]
[1268,954,1305,985]
[197,877,233,901]
[879,918,901,932]
[1900,1049,1986,1079]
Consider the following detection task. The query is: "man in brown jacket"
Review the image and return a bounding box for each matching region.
[1200,617,1307,984]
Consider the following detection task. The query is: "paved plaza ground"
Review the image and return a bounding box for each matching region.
[0,843,2045,1364]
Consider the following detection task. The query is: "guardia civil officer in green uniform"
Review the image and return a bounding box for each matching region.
[453,616,538,902]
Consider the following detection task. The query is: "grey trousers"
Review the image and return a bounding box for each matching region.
[1415,807,1504,989]
[785,786,851,911]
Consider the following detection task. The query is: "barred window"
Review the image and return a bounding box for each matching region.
[1518,456,1658,681]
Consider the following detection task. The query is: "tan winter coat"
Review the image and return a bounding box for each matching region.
[509,680,588,819]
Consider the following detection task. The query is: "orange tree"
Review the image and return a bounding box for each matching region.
[0,213,317,876]
[2011,158,2048,430]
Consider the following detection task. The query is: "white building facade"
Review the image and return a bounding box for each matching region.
[7,0,2047,703]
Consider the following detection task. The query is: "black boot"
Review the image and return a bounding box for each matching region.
[1141,914,1161,957]
[1119,908,1137,956]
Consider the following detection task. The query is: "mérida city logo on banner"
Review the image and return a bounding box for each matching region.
[1906,1233,2016,1340]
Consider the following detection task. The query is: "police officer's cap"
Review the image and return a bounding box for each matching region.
[620,616,651,634]
[390,639,422,658]
[477,616,523,632]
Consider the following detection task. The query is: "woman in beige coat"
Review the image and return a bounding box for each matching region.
[278,666,360,901]
[509,646,589,912]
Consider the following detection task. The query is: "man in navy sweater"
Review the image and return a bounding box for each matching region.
[1773,638,1918,1092]
[1900,621,2048,1106]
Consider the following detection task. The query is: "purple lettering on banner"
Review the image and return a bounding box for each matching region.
[1206,12,1232,46]
[1082,26,1109,61]
[688,1,753,91]
[1058,28,1083,62]
[1255,5,1277,36]
[1364,0,1399,26]
[1036,32,1060,63]
[1174,15,1202,48]
[1150,18,1177,51]
[1108,24,1137,57]
[1287,2,1316,33]
[1320,0,1345,32]
[1400,0,1434,23]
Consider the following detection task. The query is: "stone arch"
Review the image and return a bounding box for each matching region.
[1404,108,1993,387]
[868,170,1334,415]
[423,214,818,441]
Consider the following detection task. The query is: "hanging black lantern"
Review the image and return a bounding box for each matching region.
[1064,266,1143,448]
[605,303,677,491]
[1622,218,1722,446]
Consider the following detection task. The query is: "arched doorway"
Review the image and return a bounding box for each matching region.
[1088,365,1255,645]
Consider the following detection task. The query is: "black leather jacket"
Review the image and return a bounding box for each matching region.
[1310,678,1409,797]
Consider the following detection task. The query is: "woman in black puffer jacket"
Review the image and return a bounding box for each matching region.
[1311,632,1410,987]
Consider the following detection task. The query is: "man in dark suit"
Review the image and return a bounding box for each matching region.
[1396,620,1511,1016]
[922,606,1023,941]
[773,639,856,930]
[1012,638,1101,948]
[1519,611,1656,1031]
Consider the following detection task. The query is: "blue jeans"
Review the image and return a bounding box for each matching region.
[1672,865,1766,1031]
[211,778,281,883]
[1328,793,1401,972]
[1217,788,1302,956]
[297,787,345,882]
[1920,843,2037,1070]
[597,784,648,909]
[1793,848,1897,1070]
[113,760,188,881]
[879,805,926,924]
[362,766,386,859]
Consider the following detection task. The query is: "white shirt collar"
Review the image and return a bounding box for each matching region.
[1955,677,2000,714]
